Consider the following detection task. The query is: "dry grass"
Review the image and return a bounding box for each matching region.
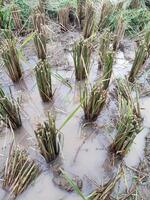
[35,59,52,102]
[34,113,60,163]
[88,168,123,200]
[83,2,95,39]
[73,38,92,80]
[81,82,107,122]
[2,145,40,199]
[1,33,22,82]
[0,86,22,130]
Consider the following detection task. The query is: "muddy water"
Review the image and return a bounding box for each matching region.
[0,30,150,200]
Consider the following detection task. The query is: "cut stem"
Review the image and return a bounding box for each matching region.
[34,32,47,60]
[81,82,107,121]
[34,113,60,163]
[0,87,22,130]
[83,2,95,39]
[35,59,52,102]
[73,38,91,80]
[128,44,147,83]
[2,145,40,199]
[1,34,22,82]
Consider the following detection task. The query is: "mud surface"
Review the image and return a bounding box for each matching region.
[0,20,150,200]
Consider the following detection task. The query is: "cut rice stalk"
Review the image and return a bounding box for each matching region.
[102,51,113,90]
[98,0,114,31]
[128,43,147,83]
[81,82,107,121]
[0,87,22,130]
[110,96,142,159]
[1,35,22,82]
[88,168,123,200]
[34,113,60,163]
[11,4,22,32]
[98,30,112,69]
[33,8,45,33]
[77,0,87,29]
[35,59,52,102]
[2,145,40,199]
[113,16,125,51]
[58,6,71,31]
[34,32,47,60]
[73,38,92,80]
[116,79,141,119]
[83,2,95,39]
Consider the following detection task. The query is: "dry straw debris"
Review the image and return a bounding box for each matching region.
[3,145,40,199]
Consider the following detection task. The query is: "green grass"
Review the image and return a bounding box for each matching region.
[46,0,77,12]
[0,0,31,30]
[108,8,150,36]
[0,0,149,36]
